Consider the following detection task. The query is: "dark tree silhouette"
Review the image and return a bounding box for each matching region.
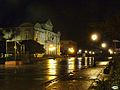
[22,40,45,54]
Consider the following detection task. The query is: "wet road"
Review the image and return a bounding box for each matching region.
[0,57,107,90]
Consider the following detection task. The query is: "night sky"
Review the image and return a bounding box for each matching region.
[0,0,120,47]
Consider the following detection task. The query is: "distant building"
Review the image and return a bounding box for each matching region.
[3,19,61,56]
[60,40,77,55]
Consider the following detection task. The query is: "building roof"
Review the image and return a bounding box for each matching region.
[42,19,53,31]
[19,23,34,27]
[34,23,42,29]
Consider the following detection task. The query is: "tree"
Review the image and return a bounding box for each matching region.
[22,40,45,54]
[21,40,45,63]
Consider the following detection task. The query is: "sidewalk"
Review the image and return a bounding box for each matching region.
[96,56,120,90]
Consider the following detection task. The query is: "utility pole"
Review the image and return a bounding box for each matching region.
[6,40,8,61]
[14,41,17,60]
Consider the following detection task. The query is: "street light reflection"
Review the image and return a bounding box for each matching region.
[89,76,97,80]
[85,57,88,67]
[68,57,75,61]
[47,59,57,80]
[77,57,82,69]
[89,57,93,66]
[98,61,109,65]
[68,57,75,73]
[108,57,112,60]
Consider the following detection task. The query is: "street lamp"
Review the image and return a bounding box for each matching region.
[91,33,99,67]
[91,33,98,41]
[85,50,88,53]
[78,49,82,53]
[92,51,95,55]
[77,49,82,54]
[101,42,107,48]
[89,51,92,54]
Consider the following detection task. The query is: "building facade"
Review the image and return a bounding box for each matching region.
[3,19,61,56]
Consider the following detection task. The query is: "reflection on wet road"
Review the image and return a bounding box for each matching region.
[0,57,95,90]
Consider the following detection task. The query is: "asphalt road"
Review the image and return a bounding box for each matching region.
[0,57,109,90]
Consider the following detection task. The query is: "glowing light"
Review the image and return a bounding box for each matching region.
[114,52,117,54]
[85,57,88,66]
[92,51,95,54]
[89,57,92,65]
[68,47,75,53]
[111,86,119,90]
[78,49,82,53]
[98,61,109,65]
[68,58,75,73]
[68,57,75,61]
[101,43,107,48]
[89,51,92,54]
[49,47,56,51]
[47,59,57,80]
[49,44,56,51]
[89,76,97,80]
[108,57,113,60]
[85,50,88,53]
[49,44,53,47]
[78,58,82,69]
[91,34,98,41]
[108,49,113,54]
[77,57,82,60]
[77,49,82,54]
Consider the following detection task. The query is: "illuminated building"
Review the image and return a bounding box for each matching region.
[2,19,61,56]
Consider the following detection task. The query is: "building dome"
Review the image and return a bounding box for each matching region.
[19,23,33,27]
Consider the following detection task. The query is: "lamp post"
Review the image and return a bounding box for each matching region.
[91,33,99,66]
[101,42,108,59]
